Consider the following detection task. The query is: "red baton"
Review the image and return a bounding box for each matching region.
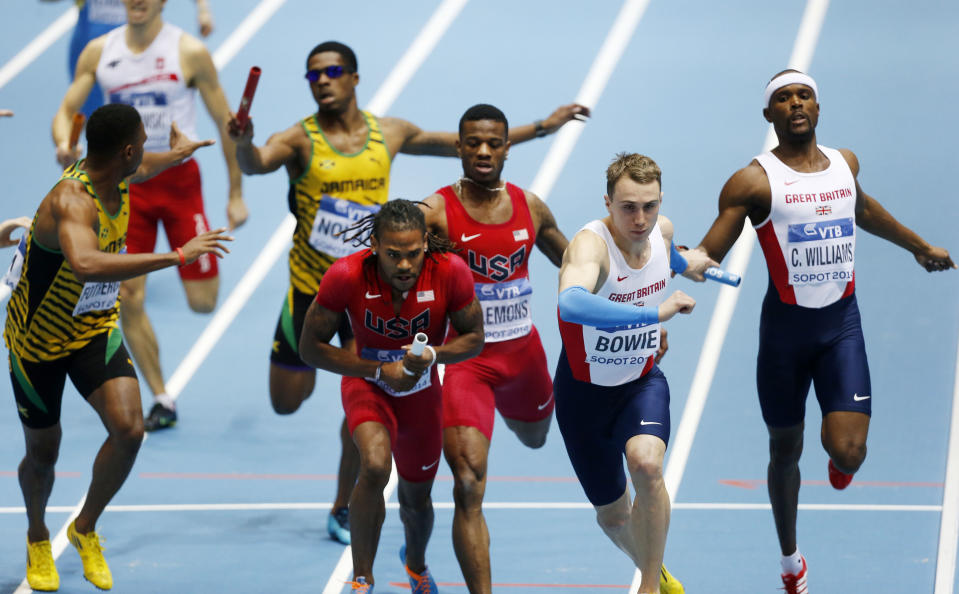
[235,66,261,130]
[69,112,86,149]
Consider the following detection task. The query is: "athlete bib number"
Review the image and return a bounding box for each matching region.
[360,347,431,397]
[309,196,379,259]
[786,217,855,286]
[2,236,26,291]
[475,277,532,342]
[73,280,121,316]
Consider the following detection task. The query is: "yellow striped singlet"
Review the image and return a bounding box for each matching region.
[4,163,129,363]
[287,110,391,295]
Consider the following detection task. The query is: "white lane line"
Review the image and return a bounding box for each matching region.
[2,500,939,514]
[167,214,294,397]
[210,0,286,69]
[529,0,652,201]
[637,1,830,592]
[11,5,285,593]
[0,6,77,91]
[935,332,959,593]
[366,0,468,116]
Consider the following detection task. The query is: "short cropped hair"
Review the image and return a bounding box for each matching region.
[306,41,358,72]
[86,104,142,157]
[458,103,509,139]
[606,152,662,196]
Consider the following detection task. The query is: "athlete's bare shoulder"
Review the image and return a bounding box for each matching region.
[420,191,448,238]
[836,148,860,177]
[720,159,771,212]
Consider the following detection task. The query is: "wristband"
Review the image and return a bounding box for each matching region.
[368,362,383,382]
[423,344,437,367]
[669,242,688,274]
[402,364,417,377]
[175,247,186,266]
[533,120,547,138]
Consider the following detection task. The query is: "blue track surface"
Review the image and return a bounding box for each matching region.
[1,1,957,592]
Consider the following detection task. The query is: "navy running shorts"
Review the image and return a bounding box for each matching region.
[757,288,872,428]
[554,347,670,506]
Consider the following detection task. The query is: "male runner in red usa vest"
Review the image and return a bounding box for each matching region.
[690,70,955,593]
[298,200,484,594]
[418,103,570,594]
[555,153,717,594]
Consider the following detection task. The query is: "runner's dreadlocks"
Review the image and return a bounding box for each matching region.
[337,199,457,255]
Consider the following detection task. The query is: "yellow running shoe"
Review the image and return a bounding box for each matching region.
[660,565,685,594]
[67,520,113,590]
[26,539,59,591]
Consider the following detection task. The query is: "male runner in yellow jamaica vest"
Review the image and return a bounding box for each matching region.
[5,104,230,592]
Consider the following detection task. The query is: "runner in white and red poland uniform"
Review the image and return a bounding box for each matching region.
[692,70,956,593]
[419,104,570,594]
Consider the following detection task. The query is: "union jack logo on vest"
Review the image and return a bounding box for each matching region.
[816,205,832,216]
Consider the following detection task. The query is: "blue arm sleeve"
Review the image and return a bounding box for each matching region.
[558,286,659,327]
[669,242,688,274]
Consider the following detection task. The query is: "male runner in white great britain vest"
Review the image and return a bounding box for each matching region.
[555,153,716,594]
[691,70,955,593]
[52,0,246,432]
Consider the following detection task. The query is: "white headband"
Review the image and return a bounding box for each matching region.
[763,72,819,108]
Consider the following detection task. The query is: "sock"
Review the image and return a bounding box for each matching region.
[154,393,176,411]
[781,548,803,575]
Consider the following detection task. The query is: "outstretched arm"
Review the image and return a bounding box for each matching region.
[228,119,303,175]
[47,185,231,283]
[129,122,215,184]
[694,162,769,262]
[841,149,956,272]
[182,36,246,229]
[385,103,591,157]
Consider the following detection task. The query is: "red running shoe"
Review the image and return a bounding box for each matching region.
[828,459,854,490]
[780,555,808,594]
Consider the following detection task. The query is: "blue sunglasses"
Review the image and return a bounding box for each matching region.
[305,65,350,82]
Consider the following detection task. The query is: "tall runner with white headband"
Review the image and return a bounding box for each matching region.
[227,40,588,548]
[691,69,956,593]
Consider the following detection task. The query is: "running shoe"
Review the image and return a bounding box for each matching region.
[660,565,685,593]
[67,520,112,590]
[144,402,177,432]
[351,576,373,593]
[780,555,808,594]
[400,544,437,593]
[328,507,350,545]
[25,539,59,591]
[828,459,853,490]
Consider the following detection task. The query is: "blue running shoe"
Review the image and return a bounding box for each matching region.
[351,576,373,593]
[399,545,437,593]
[327,507,350,545]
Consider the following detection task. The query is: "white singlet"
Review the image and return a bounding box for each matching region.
[95,23,199,154]
[558,220,670,387]
[753,146,857,308]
